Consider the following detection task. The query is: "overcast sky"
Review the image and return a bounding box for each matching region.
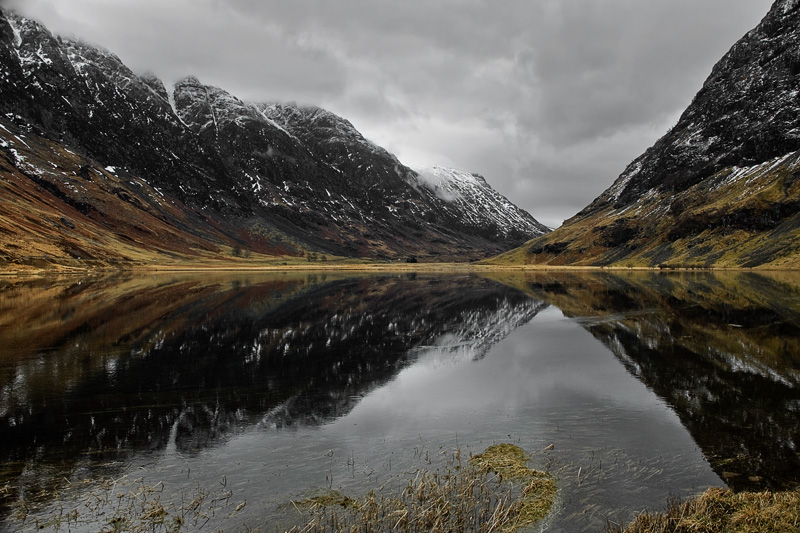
[5,0,774,228]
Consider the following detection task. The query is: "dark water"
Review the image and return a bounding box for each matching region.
[0,270,798,531]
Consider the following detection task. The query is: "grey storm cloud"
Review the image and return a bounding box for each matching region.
[5,0,774,228]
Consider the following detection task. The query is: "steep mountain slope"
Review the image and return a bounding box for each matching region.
[412,166,549,241]
[492,0,800,268]
[0,9,547,266]
[261,106,547,240]
[0,116,292,270]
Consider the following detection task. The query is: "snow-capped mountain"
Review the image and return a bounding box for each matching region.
[413,167,549,239]
[494,0,800,269]
[0,9,547,266]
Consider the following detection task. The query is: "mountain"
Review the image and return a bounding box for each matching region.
[491,0,800,269]
[412,166,549,241]
[0,9,547,269]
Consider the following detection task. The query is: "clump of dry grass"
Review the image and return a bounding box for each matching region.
[469,443,532,480]
[297,490,359,510]
[291,444,556,533]
[470,444,557,532]
[607,486,800,533]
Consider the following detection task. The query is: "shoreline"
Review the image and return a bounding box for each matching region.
[0,260,786,276]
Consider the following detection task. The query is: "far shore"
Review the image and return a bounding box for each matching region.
[1,257,791,277]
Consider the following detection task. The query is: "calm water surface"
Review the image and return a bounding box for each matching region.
[0,270,798,532]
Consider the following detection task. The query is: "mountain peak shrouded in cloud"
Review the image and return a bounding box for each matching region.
[412,166,549,237]
[3,0,773,229]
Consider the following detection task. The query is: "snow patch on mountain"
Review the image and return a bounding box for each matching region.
[6,14,22,47]
[412,166,549,237]
[780,0,800,14]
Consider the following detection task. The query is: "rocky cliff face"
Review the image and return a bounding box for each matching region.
[496,0,800,268]
[0,9,546,266]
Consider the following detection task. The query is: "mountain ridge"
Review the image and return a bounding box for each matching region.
[0,8,547,269]
[492,0,800,269]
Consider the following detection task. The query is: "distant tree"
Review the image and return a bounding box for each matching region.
[232,245,242,257]
[406,256,418,263]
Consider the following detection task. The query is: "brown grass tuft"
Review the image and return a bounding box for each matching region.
[290,444,556,533]
[607,486,800,533]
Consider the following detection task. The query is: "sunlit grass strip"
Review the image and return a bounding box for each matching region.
[607,486,800,533]
[292,444,556,532]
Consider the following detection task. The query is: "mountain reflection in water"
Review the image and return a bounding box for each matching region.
[0,272,543,509]
[492,270,800,492]
[0,270,799,530]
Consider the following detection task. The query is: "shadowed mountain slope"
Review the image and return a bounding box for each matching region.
[491,0,800,269]
[0,9,546,268]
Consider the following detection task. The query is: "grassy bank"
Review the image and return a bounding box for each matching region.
[607,487,800,533]
[4,257,790,277]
